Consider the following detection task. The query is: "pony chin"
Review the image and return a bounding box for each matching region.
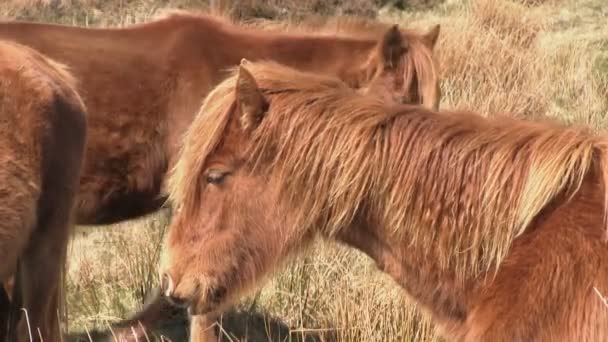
[185,270,261,316]
[161,239,274,315]
[188,286,237,316]
[190,246,285,316]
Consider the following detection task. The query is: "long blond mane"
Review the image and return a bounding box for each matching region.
[170,61,606,282]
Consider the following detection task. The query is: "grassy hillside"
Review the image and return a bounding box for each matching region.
[2,0,607,341]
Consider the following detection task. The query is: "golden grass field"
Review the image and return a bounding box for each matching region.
[2,0,607,341]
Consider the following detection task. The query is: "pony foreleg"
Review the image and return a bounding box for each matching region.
[0,286,9,342]
[17,198,74,342]
[18,245,66,342]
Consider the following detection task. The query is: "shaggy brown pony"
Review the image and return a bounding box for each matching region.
[0,12,440,225]
[159,60,608,341]
[0,41,87,342]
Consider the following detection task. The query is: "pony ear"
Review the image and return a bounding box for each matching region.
[378,24,408,69]
[235,64,266,132]
[423,24,440,49]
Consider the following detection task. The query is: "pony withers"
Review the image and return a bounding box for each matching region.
[0,12,440,226]
[0,41,87,342]
[159,60,608,341]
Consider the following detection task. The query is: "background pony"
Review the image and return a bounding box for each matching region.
[160,60,608,341]
[0,12,440,226]
[0,41,87,342]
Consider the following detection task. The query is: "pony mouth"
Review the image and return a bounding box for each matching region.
[187,285,228,316]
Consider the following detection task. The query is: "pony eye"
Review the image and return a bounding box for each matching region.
[205,170,229,185]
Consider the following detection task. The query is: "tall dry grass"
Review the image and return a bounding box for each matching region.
[430,0,608,125]
[66,211,169,330]
[2,0,605,340]
[0,0,385,26]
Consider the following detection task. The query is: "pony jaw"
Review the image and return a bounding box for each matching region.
[159,221,268,315]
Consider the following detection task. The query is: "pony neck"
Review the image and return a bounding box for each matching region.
[225,28,377,85]
[331,107,603,330]
[336,208,471,327]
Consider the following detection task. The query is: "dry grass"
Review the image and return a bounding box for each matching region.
[0,0,446,26]
[403,0,608,125]
[2,0,606,340]
[66,214,440,341]
[66,211,169,330]
[0,0,379,26]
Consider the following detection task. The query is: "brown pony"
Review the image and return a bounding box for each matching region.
[0,41,87,342]
[159,60,608,341]
[0,12,440,226]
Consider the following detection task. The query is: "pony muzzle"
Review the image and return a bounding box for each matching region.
[160,272,191,308]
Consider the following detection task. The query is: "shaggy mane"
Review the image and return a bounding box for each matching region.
[170,61,607,282]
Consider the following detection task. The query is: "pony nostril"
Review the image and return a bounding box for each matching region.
[166,293,191,308]
[210,286,227,303]
[161,273,175,298]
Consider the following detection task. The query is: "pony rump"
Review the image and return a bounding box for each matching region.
[171,61,608,284]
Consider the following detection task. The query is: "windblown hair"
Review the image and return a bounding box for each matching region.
[170,61,608,282]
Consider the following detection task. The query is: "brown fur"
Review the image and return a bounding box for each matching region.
[0,12,440,225]
[161,61,608,341]
[0,40,87,342]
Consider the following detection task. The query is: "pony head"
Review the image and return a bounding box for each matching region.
[357,24,441,109]
[158,60,383,314]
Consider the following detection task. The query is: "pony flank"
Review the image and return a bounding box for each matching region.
[0,12,440,225]
[0,40,87,342]
[162,61,608,341]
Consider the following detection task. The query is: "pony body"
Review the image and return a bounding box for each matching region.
[0,12,440,225]
[0,40,87,342]
[161,61,608,341]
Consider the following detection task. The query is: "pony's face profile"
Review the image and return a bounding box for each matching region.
[159,65,307,314]
[160,156,291,315]
[157,42,442,312]
[358,24,441,109]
